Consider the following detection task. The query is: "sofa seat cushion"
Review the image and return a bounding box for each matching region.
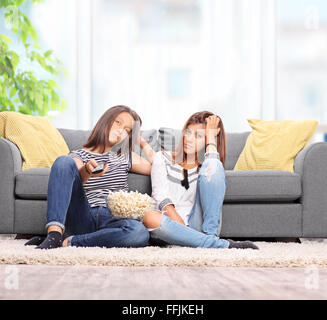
[15,169,152,200]
[224,170,302,202]
[15,168,302,202]
[15,168,50,200]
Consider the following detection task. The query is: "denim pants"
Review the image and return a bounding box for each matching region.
[45,156,150,248]
[149,157,230,248]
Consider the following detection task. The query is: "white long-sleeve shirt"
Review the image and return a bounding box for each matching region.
[150,150,199,225]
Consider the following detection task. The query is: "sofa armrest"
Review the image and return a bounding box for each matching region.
[0,138,23,233]
[294,142,327,237]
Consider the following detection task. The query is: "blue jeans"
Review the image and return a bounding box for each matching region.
[149,157,229,248]
[45,156,150,248]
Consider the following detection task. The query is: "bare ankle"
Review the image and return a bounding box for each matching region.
[47,225,63,235]
[62,237,69,247]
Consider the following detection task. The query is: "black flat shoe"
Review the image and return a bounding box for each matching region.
[24,236,46,246]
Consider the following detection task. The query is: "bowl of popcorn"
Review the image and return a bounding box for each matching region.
[107,190,156,220]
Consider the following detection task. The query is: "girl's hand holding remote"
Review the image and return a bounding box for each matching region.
[85,159,109,177]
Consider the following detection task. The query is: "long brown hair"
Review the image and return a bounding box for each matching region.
[83,105,142,155]
[172,111,226,168]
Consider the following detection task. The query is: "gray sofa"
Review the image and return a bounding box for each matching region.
[1,128,327,238]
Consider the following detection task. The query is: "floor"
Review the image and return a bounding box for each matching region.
[0,264,326,300]
[1,235,326,300]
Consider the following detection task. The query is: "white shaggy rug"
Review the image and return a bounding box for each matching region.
[1,237,327,268]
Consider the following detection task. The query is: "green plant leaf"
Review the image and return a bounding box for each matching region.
[44,50,52,58]
[1,0,66,118]
[47,79,59,89]
[9,86,17,97]
[0,35,12,44]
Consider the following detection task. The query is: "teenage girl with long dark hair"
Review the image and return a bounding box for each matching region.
[26,105,154,249]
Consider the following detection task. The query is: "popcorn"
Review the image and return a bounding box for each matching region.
[107,190,156,220]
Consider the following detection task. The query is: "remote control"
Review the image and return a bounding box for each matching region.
[92,163,105,174]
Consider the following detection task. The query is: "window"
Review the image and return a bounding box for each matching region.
[9,0,325,135]
[31,0,77,128]
[91,0,261,132]
[277,0,327,123]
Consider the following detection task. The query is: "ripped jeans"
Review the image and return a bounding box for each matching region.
[149,155,230,249]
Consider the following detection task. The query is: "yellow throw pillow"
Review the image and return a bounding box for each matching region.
[234,119,319,172]
[0,111,69,171]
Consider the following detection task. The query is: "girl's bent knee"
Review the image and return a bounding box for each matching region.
[142,210,162,229]
[52,156,77,173]
[53,155,75,168]
[126,220,150,247]
[199,162,225,183]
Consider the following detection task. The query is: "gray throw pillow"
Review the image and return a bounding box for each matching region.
[158,127,182,151]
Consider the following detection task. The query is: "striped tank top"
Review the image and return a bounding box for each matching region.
[69,148,132,208]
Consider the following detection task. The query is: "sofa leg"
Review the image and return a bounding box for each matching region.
[300,238,327,243]
[222,237,301,243]
[15,234,39,240]
[276,237,301,243]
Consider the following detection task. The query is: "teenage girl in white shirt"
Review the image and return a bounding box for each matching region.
[142,111,259,250]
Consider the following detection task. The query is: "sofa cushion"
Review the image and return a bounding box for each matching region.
[158,127,182,151]
[58,128,91,151]
[225,132,251,170]
[133,129,161,157]
[224,170,302,202]
[15,168,301,202]
[15,169,152,200]
[58,128,161,154]
[127,173,152,196]
[15,168,50,200]
[234,119,318,172]
[0,112,69,171]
